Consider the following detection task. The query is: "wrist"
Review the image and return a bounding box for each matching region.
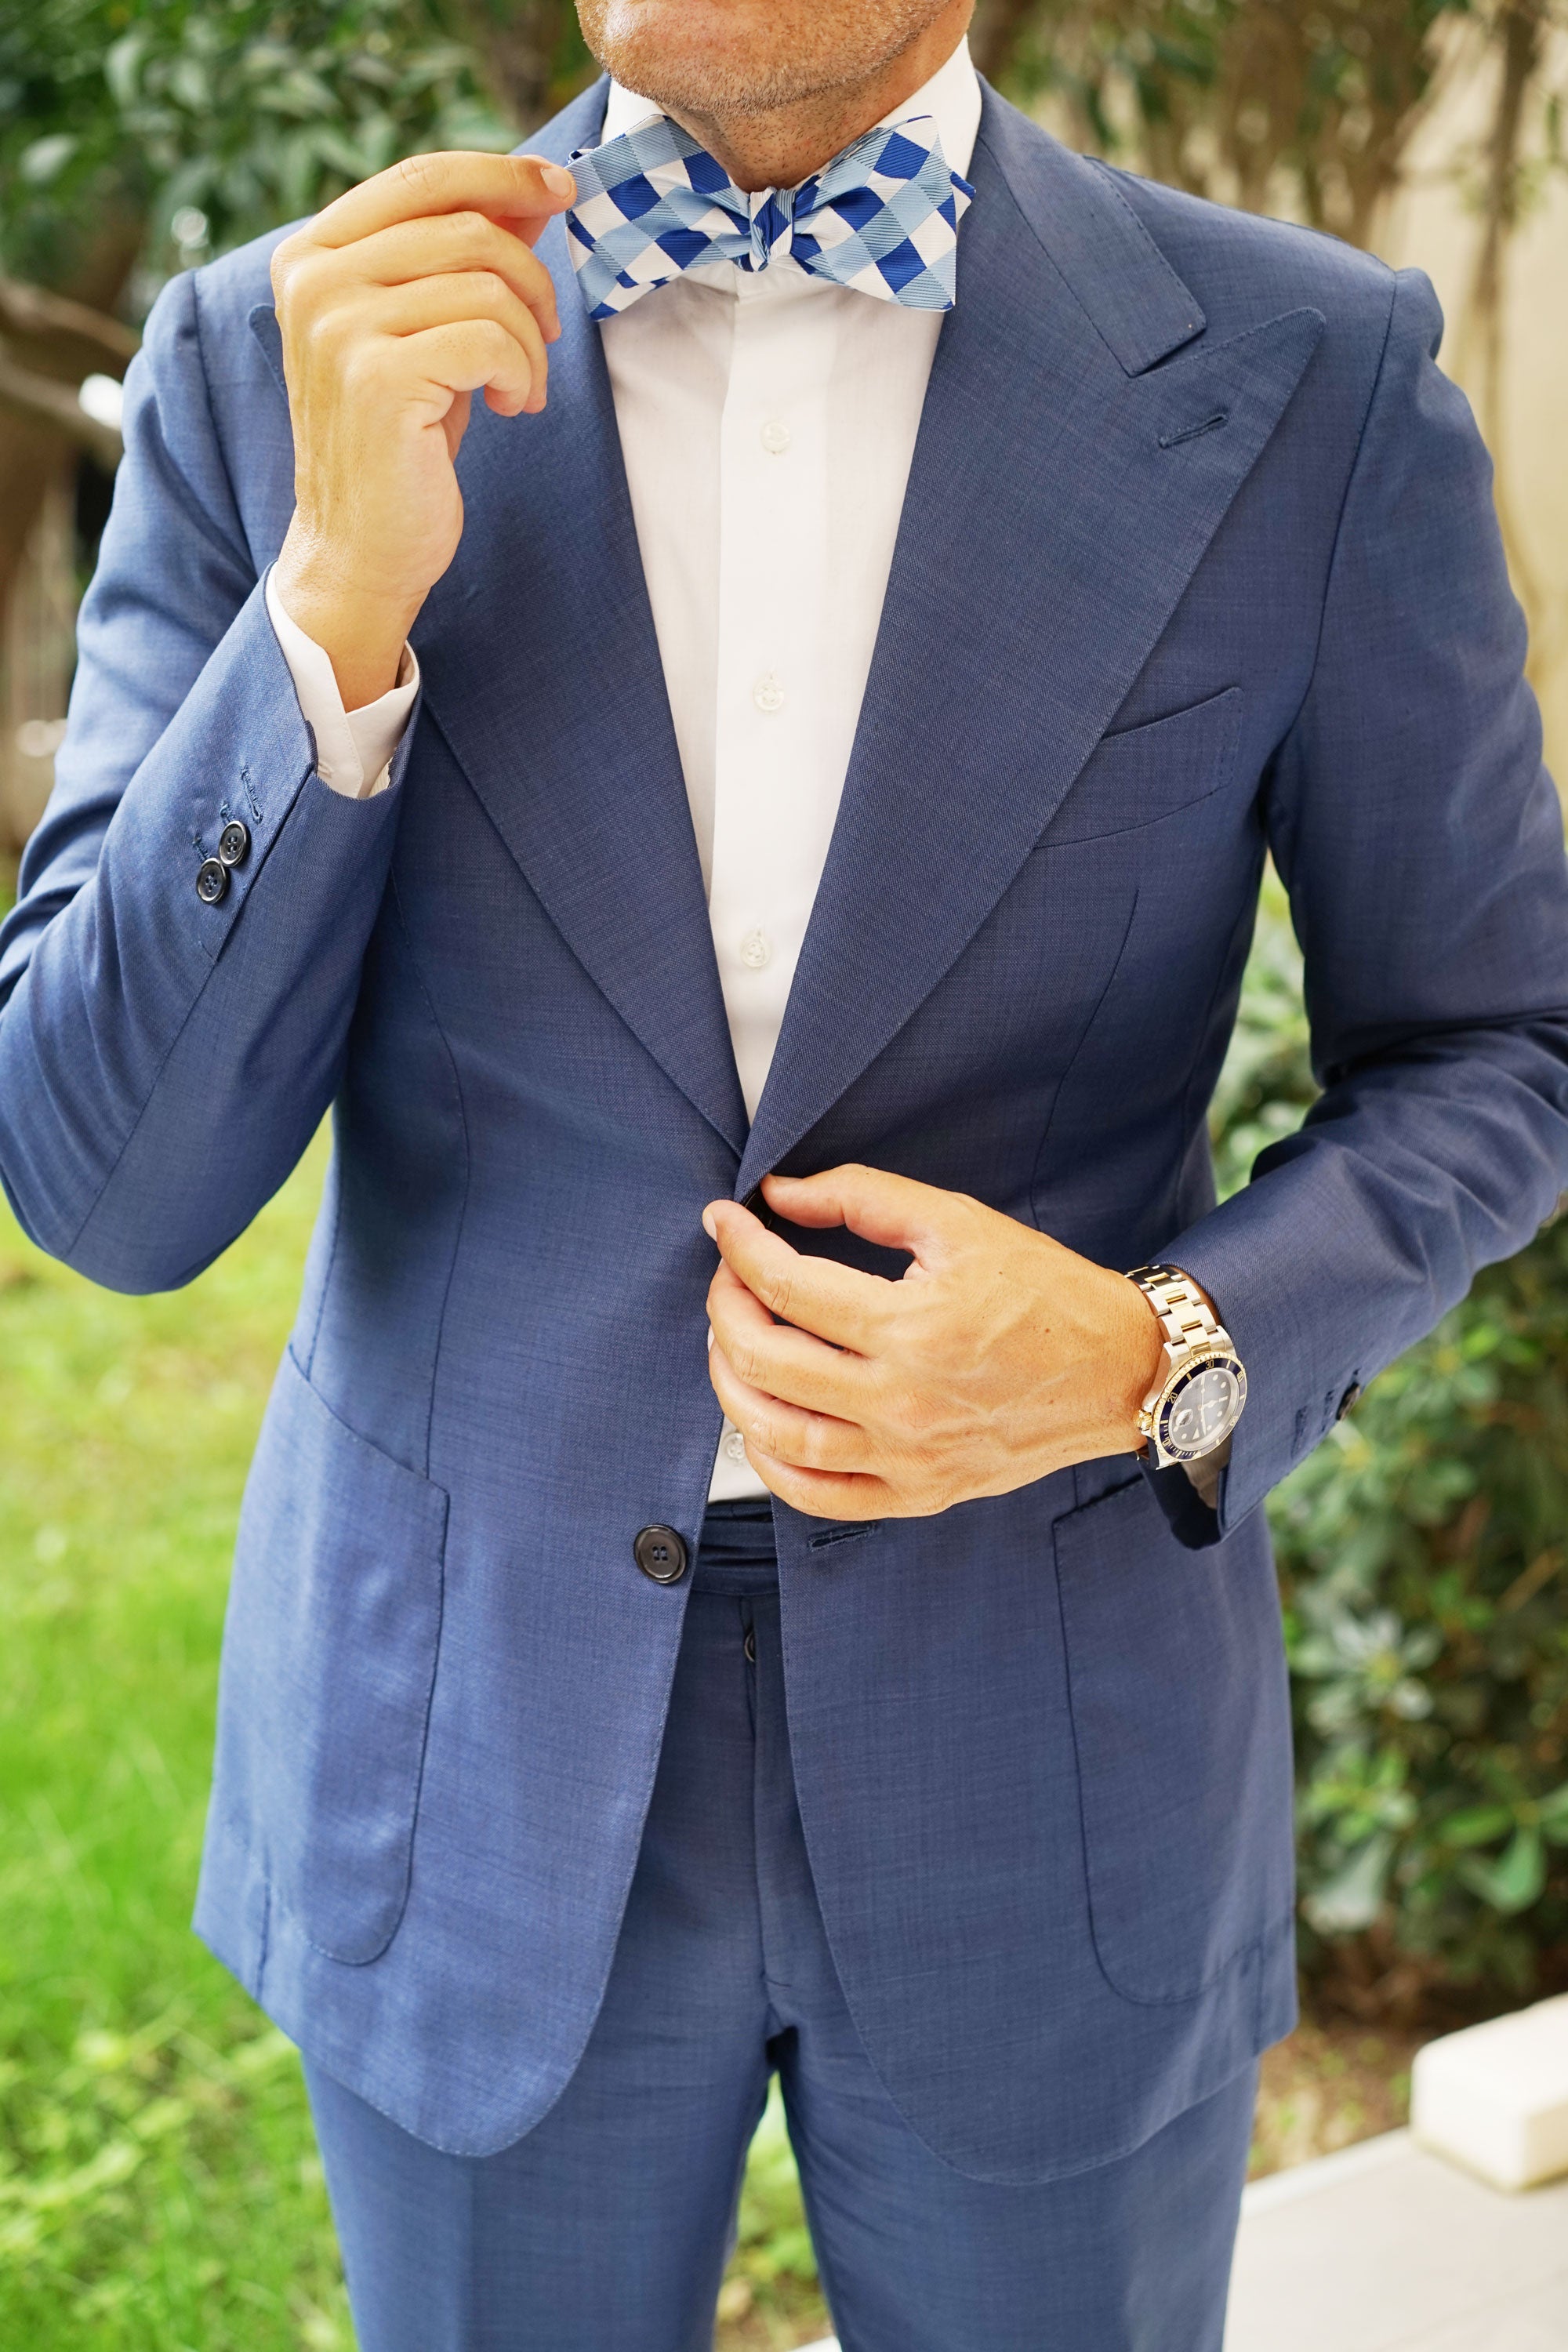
[274,529,421,710]
[1116,1272,1168,1450]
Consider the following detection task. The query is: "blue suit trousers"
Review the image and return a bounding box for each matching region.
[304,1504,1258,2352]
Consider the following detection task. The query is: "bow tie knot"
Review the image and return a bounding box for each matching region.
[566,111,974,320]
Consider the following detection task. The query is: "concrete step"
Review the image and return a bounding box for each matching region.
[1413,1994,1568,2192]
[1225,2129,1568,2351]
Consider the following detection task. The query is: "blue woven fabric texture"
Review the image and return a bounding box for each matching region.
[2,75,1567,2174]
[304,1543,1257,2351]
[565,108,974,318]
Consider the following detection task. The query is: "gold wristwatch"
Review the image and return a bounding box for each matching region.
[1126,1264,1247,1469]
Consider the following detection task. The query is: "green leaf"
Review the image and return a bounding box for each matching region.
[1534,1782,1568,1830]
[1458,1826,1547,1916]
[103,30,147,110]
[1439,1804,1516,1849]
[169,56,211,114]
[1302,1833,1395,1934]
[19,133,78,185]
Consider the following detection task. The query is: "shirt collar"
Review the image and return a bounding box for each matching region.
[600,33,982,183]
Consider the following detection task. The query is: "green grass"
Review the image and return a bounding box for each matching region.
[0,1132,827,2348]
[0,1134,354,2349]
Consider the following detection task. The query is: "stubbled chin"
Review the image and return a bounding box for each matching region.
[584,1,853,119]
[597,54,815,121]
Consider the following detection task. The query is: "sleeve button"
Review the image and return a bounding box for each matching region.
[195,857,230,905]
[218,818,251,866]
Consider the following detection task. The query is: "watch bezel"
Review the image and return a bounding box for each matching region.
[1152,1347,1247,1463]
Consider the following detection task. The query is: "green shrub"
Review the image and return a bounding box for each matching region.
[1,0,516,287]
[1214,874,1568,2004]
[728,2082,819,2298]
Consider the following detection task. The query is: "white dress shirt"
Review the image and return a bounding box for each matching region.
[269,41,983,1501]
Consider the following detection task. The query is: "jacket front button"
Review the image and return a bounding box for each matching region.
[633,1525,688,1585]
[195,857,229,905]
[218,818,251,867]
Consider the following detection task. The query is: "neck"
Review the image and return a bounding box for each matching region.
[665,1,972,193]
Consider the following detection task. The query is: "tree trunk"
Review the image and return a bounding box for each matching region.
[1460,0,1557,688]
[0,219,142,862]
[464,0,590,132]
[0,472,77,859]
[1468,0,1548,448]
[971,0,1043,83]
[0,219,140,626]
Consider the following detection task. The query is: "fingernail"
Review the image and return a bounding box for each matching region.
[542,164,575,198]
[702,1208,717,1240]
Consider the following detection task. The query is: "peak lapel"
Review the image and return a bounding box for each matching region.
[413,82,750,1159]
[737,93,1324,1198]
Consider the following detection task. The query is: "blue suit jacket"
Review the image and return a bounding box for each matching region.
[5,79,1568,2174]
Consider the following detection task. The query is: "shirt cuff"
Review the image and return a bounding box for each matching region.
[264,567,419,798]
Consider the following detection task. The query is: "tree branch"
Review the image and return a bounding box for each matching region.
[0,274,139,370]
[0,342,122,470]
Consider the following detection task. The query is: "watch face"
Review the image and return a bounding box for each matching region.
[1160,1358,1246,1459]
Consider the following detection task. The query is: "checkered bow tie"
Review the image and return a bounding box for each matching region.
[565,111,975,321]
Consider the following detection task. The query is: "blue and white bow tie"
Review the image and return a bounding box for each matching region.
[565,111,975,321]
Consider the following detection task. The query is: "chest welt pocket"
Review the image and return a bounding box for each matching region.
[216,1347,448,1965]
[1054,1474,1294,2005]
[1040,686,1243,848]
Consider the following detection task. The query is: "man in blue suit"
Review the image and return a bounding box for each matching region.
[5,0,1568,2339]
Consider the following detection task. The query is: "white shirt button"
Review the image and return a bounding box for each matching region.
[723,1428,748,1463]
[760,418,791,456]
[739,929,771,970]
[753,673,786,714]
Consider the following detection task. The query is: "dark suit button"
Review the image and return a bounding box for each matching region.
[195,858,229,905]
[633,1525,688,1585]
[741,1181,781,1232]
[1336,1382,1363,1422]
[218,819,251,867]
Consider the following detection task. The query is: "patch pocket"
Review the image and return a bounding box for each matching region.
[1040,686,1243,848]
[219,1347,448,1964]
[1054,1474,1293,2005]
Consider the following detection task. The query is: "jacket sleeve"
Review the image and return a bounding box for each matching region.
[1150,267,1568,1546]
[0,264,415,1293]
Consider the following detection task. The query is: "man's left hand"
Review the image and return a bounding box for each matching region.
[703,1166,1165,1520]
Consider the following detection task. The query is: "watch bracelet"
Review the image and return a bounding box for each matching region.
[1125,1263,1243,1465]
[1123,1263,1232,1359]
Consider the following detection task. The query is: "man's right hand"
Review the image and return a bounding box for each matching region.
[269,151,577,710]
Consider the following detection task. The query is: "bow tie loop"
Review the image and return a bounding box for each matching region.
[565,111,974,320]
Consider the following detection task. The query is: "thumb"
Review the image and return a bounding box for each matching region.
[760,1165,958,1266]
